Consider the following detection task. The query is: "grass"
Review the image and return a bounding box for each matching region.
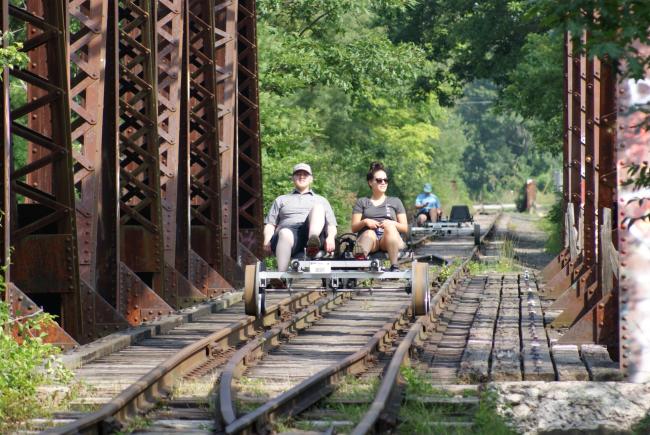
[398,367,515,434]
[114,414,153,435]
[271,375,378,432]
[236,376,269,398]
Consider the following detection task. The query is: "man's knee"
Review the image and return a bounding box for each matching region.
[277,228,294,244]
[309,203,325,215]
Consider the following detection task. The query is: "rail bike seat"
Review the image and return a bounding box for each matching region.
[448,205,473,223]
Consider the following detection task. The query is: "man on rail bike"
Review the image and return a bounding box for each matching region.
[263,163,337,272]
[415,183,441,225]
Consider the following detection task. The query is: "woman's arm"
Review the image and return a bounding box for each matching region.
[351,213,381,232]
[395,213,409,234]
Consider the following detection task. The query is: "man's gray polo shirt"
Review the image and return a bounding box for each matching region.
[265,189,337,228]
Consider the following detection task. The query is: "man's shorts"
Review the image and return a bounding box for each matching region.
[270,218,328,256]
[417,209,432,218]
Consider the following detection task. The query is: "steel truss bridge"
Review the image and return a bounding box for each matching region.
[1,2,650,381]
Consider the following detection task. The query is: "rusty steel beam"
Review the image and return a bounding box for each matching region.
[155,0,208,307]
[237,0,263,259]
[66,0,132,341]
[7,0,83,341]
[117,0,166,296]
[569,40,582,249]
[616,42,650,382]
[583,51,596,267]
[214,0,240,282]
[186,0,234,294]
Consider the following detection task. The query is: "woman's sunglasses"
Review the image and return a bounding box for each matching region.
[375,178,389,184]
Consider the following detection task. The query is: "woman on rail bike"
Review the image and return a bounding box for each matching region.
[350,162,408,271]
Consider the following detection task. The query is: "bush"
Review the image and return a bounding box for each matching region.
[0,283,73,431]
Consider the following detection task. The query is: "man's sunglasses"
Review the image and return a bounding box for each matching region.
[375,178,389,184]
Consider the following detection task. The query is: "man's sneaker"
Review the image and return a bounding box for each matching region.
[306,235,321,258]
[389,264,401,272]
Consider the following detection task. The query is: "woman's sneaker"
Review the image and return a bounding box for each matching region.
[389,264,401,272]
[306,235,321,258]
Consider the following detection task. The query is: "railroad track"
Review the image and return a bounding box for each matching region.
[19,212,499,434]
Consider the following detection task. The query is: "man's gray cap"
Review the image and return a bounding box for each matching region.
[292,163,312,175]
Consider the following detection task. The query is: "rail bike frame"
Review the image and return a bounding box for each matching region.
[244,258,430,318]
[410,220,481,243]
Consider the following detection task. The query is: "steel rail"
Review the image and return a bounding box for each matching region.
[220,303,412,434]
[352,213,501,434]
[219,290,354,424]
[45,290,324,435]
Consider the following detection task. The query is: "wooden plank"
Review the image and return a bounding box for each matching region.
[551,344,589,381]
[520,276,555,381]
[459,277,500,382]
[580,344,622,381]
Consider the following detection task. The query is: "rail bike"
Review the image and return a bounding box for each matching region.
[410,205,481,245]
[244,232,430,318]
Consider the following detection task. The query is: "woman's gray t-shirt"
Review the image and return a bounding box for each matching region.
[352,197,406,233]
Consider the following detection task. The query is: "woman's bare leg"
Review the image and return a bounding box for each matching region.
[356,230,378,256]
[379,225,404,265]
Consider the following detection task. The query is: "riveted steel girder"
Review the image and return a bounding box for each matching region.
[7,0,83,340]
[117,0,166,293]
[237,0,263,259]
[214,0,239,281]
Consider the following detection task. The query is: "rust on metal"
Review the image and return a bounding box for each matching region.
[6,283,78,350]
[237,0,264,258]
[214,0,239,270]
[118,0,166,296]
[118,263,174,326]
[187,0,225,278]
[7,0,83,340]
[46,290,322,434]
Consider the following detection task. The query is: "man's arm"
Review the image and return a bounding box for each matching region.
[263,223,276,255]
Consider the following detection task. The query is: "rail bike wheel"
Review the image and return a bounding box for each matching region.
[473,224,481,246]
[244,262,264,317]
[411,262,430,316]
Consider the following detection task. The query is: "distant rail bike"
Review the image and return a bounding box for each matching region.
[244,232,430,318]
[410,205,481,245]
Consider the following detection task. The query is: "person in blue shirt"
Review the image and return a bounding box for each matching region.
[415,183,441,225]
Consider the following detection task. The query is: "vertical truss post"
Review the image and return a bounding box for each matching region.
[616,42,650,382]
[236,0,263,260]
[118,0,165,296]
[115,0,175,316]
[569,39,582,261]
[66,0,131,340]
[156,0,207,306]
[186,0,233,294]
[6,0,81,345]
[583,51,596,269]
[214,0,240,282]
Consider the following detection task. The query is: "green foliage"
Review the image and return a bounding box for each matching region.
[0,287,73,431]
[474,389,517,435]
[258,1,474,232]
[0,31,29,75]
[539,193,564,254]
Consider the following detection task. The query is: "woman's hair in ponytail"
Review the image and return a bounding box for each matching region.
[366,161,385,181]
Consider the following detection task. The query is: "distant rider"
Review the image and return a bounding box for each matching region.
[263,163,337,272]
[415,183,441,225]
[350,162,408,271]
